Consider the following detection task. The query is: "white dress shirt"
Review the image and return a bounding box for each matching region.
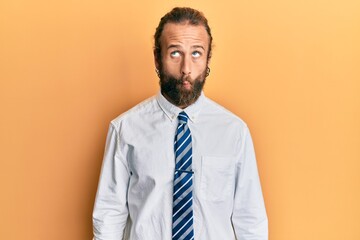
[93,92,268,240]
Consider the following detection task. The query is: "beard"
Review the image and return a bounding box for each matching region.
[159,67,207,107]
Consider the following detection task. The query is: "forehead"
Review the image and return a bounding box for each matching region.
[160,22,209,48]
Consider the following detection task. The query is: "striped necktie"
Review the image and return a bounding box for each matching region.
[172,111,194,240]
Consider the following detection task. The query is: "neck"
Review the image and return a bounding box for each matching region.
[162,92,188,109]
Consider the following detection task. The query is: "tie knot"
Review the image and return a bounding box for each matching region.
[178,111,189,124]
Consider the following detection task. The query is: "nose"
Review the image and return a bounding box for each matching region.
[181,54,191,76]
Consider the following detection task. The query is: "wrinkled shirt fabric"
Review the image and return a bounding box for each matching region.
[93,92,268,240]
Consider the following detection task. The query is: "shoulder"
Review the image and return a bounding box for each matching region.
[110,95,158,130]
[203,96,248,129]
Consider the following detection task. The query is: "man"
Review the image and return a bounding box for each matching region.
[93,7,268,240]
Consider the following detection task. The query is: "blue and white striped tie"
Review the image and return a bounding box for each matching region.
[172,111,194,240]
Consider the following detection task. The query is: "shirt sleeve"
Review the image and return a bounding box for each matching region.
[232,126,268,239]
[93,123,130,240]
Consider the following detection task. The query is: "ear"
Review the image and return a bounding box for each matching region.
[154,49,160,70]
[207,50,212,65]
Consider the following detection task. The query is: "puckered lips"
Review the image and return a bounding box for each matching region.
[181,80,192,90]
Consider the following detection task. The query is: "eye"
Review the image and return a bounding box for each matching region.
[170,51,181,57]
[192,51,202,58]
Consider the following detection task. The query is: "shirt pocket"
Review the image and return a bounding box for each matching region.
[200,156,236,202]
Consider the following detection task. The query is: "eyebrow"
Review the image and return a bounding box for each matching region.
[167,44,181,50]
[167,44,205,51]
[192,45,205,51]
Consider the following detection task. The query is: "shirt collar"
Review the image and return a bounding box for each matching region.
[156,91,205,123]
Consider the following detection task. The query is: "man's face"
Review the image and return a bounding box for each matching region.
[155,22,210,108]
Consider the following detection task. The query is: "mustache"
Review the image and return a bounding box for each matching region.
[173,75,192,84]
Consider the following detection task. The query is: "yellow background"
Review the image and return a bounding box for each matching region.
[1,0,359,239]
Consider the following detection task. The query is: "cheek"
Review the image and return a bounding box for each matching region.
[193,61,207,74]
[161,58,181,73]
